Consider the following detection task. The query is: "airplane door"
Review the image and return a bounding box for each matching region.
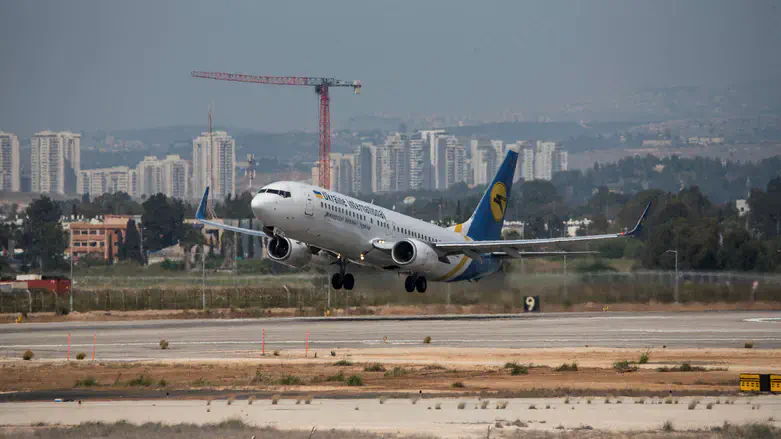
[391,221,397,239]
[305,193,314,216]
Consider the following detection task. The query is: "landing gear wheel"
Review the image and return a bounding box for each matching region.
[331,273,343,290]
[404,276,416,293]
[343,273,355,290]
[415,276,428,293]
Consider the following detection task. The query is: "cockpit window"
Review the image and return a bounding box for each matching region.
[258,188,291,198]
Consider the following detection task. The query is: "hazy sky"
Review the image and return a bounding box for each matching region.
[1,0,780,135]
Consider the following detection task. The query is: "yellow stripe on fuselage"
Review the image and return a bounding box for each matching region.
[437,223,471,282]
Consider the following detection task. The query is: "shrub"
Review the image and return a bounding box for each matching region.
[457,402,466,409]
[639,351,650,364]
[157,379,166,387]
[384,367,409,378]
[707,402,714,410]
[663,420,674,432]
[278,375,301,385]
[74,377,98,387]
[744,342,754,349]
[423,336,432,344]
[613,360,637,373]
[564,397,570,404]
[346,375,363,386]
[248,396,255,405]
[510,364,529,375]
[364,363,385,372]
[271,394,281,405]
[529,404,537,410]
[330,350,336,357]
[656,363,706,372]
[227,396,234,406]
[273,350,280,356]
[481,400,489,409]
[435,403,441,410]
[22,350,34,361]
[305,395,313,404]
[451,381,465,388]
[688,400,699,410]
[127,375,153,387]
[159,340,169,350]
[497,401,508,409]
[326,372,345,382]
[378,396,387,404]
[76,352,86,360]
[555,362,578,372]
[334,359,353,366]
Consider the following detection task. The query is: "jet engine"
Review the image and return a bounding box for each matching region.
[391,239,440,271]
[266,237,312,268]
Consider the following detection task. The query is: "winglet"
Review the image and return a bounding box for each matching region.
[626,201,651,236]
[196,187,210,220]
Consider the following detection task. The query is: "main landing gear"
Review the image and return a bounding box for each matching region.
[404,274,427,293]
[331,257,354,291]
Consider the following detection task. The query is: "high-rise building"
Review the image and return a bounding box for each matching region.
[192,131,236,200]
[327,152,355,194]
[374,143,393,193]
[408,137,431,190]
[134,155,190,199]
[445,142,467,188]
[78,166,132,196]
[472,145,498,187]
[433,134,459,190]
[0,131,20,192]
[386,133,410,193]
[534,141,557,181]
[31,131,80,195]
[354,143,375,194]
[554,150,568,174]
[519,142,535,182]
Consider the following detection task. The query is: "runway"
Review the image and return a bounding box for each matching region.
[1,311,779,360]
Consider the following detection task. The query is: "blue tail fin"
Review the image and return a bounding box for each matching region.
[466,147,518,241]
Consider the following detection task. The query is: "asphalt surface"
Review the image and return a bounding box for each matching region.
[1,311,779,360]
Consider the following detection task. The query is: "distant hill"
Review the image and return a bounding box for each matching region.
[554,80,781,122]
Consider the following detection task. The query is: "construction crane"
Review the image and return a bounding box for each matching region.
[191,71,362,189]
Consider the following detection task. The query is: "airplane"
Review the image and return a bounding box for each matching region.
[195,145,651,293]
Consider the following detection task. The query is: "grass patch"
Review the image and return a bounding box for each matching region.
[457,402,466,410]
[423,336,432,344]
[663,420,674,432]
[127,375,153,387]
[346,375,363,386]
[159,339,169,350]
[613,360,638,373]
[247,395,255,405]
[688,399,699,410]
[364,363,385,372]
[451,381,465,388]
[744,341,754,349]
[277,374,301,385]
[273,350,280,356]
[22,350,33,361]
[76,352,86,360]
[271,394,281,405]
[326,372,345,382]
[191,377,210,387]
[383,367,409,377]
[639,350,650,364]
[555,362,578,372]
[334,359,353,366]
[74,377,98,388]
[481,400,489,409]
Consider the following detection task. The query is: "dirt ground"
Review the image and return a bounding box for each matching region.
[3,301,780,324]
[1,347,775,397]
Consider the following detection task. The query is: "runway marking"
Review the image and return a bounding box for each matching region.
[743,317,781,323]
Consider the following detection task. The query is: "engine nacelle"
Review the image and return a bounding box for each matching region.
[266,237,312,268]
[391,238,440,271]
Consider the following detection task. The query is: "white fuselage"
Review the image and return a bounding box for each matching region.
[250,181,497,282]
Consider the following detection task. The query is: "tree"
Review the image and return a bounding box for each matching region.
[20,197,67,271]
[141,194,185,252]
[117,219,144,264]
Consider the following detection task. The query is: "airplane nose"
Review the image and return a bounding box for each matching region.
[251,195,265,211]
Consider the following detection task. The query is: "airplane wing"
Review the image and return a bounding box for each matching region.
[194,187,268,238]
[433,202,651,261]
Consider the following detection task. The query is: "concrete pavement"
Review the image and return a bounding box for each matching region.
[1,311,779,360]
